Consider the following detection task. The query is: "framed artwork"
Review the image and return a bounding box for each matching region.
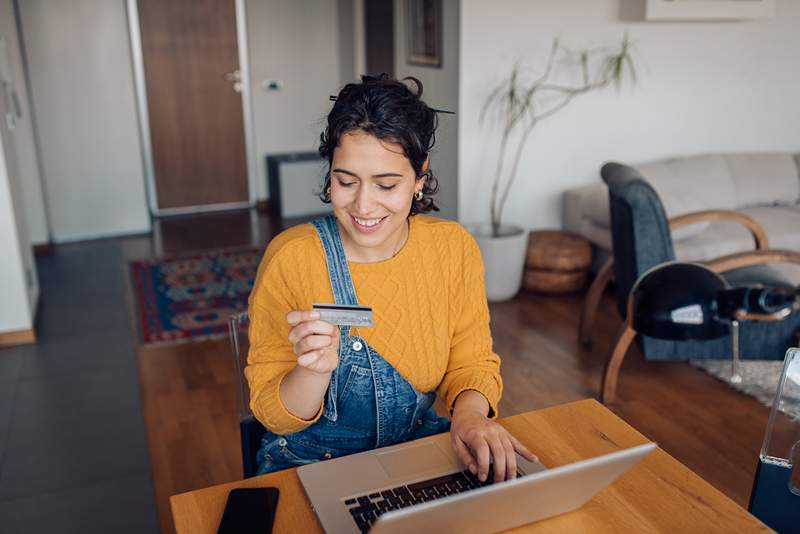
[645,0,776,20]
[407,0,442,68]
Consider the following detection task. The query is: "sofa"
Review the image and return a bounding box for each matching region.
[564,152,800,276]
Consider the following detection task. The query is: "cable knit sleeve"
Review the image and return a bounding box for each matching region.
[245,233,325,435]
[437,228,503,419]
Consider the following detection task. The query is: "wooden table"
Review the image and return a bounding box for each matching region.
[170,399,768,533]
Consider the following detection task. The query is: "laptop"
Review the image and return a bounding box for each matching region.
[297,431,656,533]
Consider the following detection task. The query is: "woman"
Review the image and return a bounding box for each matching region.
[246,74,535,483]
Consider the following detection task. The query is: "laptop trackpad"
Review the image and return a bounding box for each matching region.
[376,443,449,479]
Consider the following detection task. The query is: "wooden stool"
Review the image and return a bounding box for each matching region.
[524,230,592,294]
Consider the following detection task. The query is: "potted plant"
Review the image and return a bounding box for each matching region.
[473,35,638,301]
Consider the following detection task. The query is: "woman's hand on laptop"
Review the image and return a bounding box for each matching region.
[450,390,538,483]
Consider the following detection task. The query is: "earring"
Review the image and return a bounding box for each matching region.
[325,186,331,197]
[414,190,423,201]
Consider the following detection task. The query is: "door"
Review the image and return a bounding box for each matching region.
[137,0,248,211]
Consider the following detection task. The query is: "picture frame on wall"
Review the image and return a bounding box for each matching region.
[407,0,442,68]
[645,0,776,21]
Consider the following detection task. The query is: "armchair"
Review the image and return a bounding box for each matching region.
[594,162,800,403]
[579,209,770,346]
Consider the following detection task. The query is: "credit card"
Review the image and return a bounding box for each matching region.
[312,303,374,327]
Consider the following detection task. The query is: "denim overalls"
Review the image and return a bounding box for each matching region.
[256,215,451,475]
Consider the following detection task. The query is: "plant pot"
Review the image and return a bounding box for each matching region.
[468,224,528,302]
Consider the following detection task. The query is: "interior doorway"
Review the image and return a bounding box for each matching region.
[130,0,255,215]
[364,0,395,77]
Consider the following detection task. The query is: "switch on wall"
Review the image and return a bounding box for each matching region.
[262,79,284,91]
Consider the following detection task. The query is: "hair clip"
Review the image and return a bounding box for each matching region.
[329,95,455,115]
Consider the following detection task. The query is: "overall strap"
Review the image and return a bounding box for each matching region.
[311,214,360,422]
[311,215,360,312]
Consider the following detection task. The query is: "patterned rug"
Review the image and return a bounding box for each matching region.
[130,248,260,345]
[691,359,800,420]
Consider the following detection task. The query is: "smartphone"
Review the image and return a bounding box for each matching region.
[217,487,279,534]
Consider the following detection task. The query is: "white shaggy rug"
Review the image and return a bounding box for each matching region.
[691,359,800,420]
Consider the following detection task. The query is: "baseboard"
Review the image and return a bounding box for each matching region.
[0,328,36,347]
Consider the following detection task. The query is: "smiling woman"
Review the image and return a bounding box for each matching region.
[245,74,536,485]
[328,132,423,262]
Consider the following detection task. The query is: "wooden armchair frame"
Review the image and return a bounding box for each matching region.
[578,209,770,346]
[600,248,800,403]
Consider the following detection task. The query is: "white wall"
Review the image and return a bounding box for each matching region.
[0,0,48,245]
[0,75,36,334]
[246,0,343,200]
[0,141,32,332]
[18,0,150,242]
[458,0,800,229]
[394,0,460,221]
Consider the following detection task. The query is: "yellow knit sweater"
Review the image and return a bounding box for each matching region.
[245,215,502,435]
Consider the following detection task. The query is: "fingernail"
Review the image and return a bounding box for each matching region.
[469,464,476,474]
[310,311,320,319]
[479,473,486,482]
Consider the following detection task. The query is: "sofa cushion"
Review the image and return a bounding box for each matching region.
[673,220,761,263]
[635,154,738,216]
[673,205,800,263]
[724,153,800,207]
[576,219,613,250]
[634,154,740,241]
[740,205,800,250]
[580,183,610,228]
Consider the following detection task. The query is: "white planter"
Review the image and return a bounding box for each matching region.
[468,224,528,302]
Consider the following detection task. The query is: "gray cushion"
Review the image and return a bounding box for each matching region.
[673,205,800,263]
[673,219,761,262]
[740,205,800,250]
[724,153,800,207]
[580,183,611,228]
[635,154,737,216]
[576,220,613,250]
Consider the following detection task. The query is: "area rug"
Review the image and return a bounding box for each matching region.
[130,248,260,345]
[691,359,800,420]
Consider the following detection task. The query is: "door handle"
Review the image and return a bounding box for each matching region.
[223,69,242,93]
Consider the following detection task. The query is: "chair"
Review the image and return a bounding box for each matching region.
[748,347,800,532]
[595,162,800,403]
[228,311,267,478]
[579,185,770,347]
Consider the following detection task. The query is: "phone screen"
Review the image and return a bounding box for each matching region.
[217,487,279,534]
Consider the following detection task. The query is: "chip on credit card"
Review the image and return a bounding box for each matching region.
[312,303,374,327]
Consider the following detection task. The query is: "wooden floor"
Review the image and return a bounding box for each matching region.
[129,210,771,534]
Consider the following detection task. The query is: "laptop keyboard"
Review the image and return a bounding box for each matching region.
[344,468,521,533]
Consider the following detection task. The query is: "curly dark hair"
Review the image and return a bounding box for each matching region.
[318,74,440,214]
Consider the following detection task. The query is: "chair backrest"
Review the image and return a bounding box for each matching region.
[229,311,252,418]
[228,311,267,478]
[601,162,677,318]
[749,347,800,531]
